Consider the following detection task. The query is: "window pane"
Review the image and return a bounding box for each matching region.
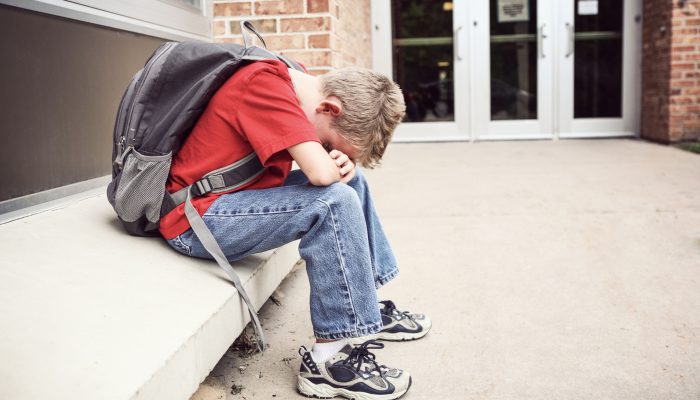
[391,1,455,123]
[573,1,623,118]
[490,0,538,120]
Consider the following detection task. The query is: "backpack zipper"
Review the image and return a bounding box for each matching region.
[119,42,176,165]
[115,136,128,167]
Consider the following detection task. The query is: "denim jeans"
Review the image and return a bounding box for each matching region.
[167,168,399,339]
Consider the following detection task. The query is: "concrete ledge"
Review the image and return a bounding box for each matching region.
[0,193,300,400]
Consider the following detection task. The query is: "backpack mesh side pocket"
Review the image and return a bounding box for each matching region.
[114,150,172,223]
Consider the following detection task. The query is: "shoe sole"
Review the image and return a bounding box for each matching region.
[375,327,430,341]
[347,324,431,345]
[297,376,412,400]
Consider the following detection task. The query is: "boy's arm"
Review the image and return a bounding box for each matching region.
[288,141,342,186]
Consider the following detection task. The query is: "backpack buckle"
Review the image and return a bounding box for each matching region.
[192,178,213,196]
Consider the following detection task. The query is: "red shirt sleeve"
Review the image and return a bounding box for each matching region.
[234,67,319,165]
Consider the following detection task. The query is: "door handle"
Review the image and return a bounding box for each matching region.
[566,23,574,57]
[455,26,463,61]
[538,24,547,59]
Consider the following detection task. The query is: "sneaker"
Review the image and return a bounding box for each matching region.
[377,300,432,341]
[297,340,412,400]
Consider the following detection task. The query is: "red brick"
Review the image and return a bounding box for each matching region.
[307,0,329,13]
[686,18,700,26]
[681,121,700,129]
[672,63,697,70]
[254,0,303,15]
[264,34,306,50]
[675,27,699,35]
[306,68,331,76]
[214,2,252,17]
[213,20,227,36]
[280,50,332,67]
[672,45,697,52]
[671,80,697,87]
[280,16,331,32]
[672,8,689,18]
[672,35,691,44]
[308,34,330,48]
[671,96,694,104]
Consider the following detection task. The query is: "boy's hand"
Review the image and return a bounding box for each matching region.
[329,149,356,183]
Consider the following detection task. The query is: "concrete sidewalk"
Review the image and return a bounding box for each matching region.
[192,139,700,400]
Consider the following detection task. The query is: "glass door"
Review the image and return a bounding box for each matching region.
[471,0,555,139]
[372,0,469,141]
[557,0,641,137]
[372,0,640,141]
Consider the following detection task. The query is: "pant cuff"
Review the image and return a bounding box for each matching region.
[313,323,383,340]
[375,268,399,289]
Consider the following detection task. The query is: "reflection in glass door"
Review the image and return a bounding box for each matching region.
[572,1,623,118]
[559,0,639,137]
[489,0,538,121]
[471,0,554,138]
[391,1,455,123]
[371,0,639,141]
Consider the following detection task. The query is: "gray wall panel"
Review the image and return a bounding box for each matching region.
[0,5,166,202]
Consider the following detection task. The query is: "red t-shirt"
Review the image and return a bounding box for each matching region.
[159,60,319,239]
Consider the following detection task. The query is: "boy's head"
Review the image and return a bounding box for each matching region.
[319,68,406,168]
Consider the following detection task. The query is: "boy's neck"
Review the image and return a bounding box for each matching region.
[288,68,324,122]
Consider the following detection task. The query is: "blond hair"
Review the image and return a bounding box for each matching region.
[320,68,406,168]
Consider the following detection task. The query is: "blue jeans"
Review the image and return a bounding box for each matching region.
[167,168,399,340]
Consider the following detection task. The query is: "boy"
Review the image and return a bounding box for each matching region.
[160,58,431,399]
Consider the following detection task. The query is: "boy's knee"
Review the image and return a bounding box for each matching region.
[324,182,361,205]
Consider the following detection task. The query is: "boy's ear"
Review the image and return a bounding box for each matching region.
[315,97,342,117]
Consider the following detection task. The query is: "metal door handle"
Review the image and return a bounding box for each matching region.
[538,24,547,59]
[566,23,574,57]
[455,26,463,61]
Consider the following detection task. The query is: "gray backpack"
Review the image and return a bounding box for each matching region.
[107,22,303,350]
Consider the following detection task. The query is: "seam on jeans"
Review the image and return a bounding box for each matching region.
[203,209,302,217]
[173,235,192,256]
[316,198,359,334]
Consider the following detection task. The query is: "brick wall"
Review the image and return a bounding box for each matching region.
[333,0,372,69]
[213,0,372,76]
[642,0,700,142]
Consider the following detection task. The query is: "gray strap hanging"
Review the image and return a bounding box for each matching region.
[241,20,267,49]
[183,187,267,351]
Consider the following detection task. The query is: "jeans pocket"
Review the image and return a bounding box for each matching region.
[168,235,192,256]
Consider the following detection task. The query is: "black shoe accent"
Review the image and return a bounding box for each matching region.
[299,345,320,374]
[381,314,393,325]
[384,322,422,334]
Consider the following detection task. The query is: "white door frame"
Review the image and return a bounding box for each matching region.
[557,0,642,139]
[371,0,641,142]
[470,0,555,140]
[371,0,471,142]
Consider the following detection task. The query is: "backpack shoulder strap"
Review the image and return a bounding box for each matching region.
[166,152,263,211]
[183,188,267,352]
